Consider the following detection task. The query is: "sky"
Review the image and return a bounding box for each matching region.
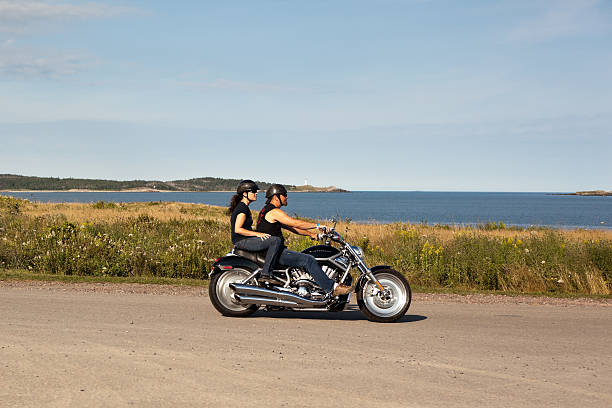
[0,0,611,192]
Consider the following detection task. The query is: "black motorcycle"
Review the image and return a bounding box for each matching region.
[209,222,411,323]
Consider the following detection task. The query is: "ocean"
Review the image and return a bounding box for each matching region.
[2,191,610,229]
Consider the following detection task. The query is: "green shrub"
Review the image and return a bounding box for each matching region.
[92,201,117,209]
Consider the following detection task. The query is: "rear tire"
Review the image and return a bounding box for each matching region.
[209,269,258,317]
[357,269,411,323]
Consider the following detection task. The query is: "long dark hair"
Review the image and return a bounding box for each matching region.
[228,193,243,215]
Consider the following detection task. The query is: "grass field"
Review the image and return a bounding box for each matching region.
[1,196,611,295]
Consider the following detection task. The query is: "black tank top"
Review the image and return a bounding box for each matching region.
[256,204,284,245]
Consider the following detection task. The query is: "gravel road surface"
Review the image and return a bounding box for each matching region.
[1,281,611,407]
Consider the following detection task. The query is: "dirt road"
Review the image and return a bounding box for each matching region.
[1,283,611,407]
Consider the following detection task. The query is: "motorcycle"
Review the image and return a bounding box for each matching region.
[208,221,411,323]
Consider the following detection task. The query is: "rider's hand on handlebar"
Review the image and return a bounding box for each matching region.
[316,224,328,233]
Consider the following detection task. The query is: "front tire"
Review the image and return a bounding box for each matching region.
[209,269,258,317]
[357,269,411,323]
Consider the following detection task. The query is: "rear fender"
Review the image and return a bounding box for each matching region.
[209,255,260,278]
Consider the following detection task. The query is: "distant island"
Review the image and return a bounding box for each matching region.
[0,174,348,193]
[555,190,612,197]
[572,190,612,197]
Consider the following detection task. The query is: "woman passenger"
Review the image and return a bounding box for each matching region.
[228,180,282,278]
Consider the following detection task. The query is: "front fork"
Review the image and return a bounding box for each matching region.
[356,262,387,294]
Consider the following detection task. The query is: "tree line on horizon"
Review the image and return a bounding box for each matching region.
[0,174,297,192]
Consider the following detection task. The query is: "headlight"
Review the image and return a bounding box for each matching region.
[351,245,364,259]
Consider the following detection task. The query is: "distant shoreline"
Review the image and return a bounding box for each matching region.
[553,190,612,197]
[0,174,348,193]
[0,189,348,193]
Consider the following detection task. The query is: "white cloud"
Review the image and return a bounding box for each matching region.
[0,1,138,78]
[509,0,611,42]
[0,0,137,32]
[178,79,310,93]
[0,42,91,78]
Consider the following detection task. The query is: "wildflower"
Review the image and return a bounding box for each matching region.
[524,248,530,253]
[541,260,546,264]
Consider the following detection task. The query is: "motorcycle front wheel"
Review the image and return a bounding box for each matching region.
[209,269,259,317]
[357,269,411,323]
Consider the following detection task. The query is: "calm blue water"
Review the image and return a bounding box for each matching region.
[2,191,611,229]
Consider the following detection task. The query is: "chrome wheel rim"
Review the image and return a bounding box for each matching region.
[216,270,252,312]
[363,273,408,318]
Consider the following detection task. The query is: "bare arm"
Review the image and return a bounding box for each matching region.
[267,209,323,235]
[282,225,317,238]
[267,209,316,230]
[235,213,269,238]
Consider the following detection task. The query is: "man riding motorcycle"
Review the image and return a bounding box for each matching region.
[256,184,351,297]
[228,180,282,280]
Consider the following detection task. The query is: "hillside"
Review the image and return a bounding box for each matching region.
[0,174,347,192]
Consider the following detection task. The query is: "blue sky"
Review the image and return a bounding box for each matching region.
[1,0,611,191]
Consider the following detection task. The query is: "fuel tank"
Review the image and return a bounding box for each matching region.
[301,244,340,259]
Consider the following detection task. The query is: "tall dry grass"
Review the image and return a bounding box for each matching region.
[1,196,611,294]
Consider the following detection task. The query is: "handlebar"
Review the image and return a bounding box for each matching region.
[316,229,343,243]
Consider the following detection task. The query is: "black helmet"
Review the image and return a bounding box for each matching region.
[237,180,259,194]
[265,183,288,198]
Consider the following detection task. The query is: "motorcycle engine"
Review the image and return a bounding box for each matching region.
[290,268,319,298]
[289,265,341,299]
[321,264,340,280]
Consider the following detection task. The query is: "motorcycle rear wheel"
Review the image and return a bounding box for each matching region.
[357,269,411,323]
[209,269,259,317]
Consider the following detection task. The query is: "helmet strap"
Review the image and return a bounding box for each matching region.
[243,192,254,204]
[276,194,285,207]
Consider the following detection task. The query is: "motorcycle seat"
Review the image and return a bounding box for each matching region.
[233,248,290,269]
[233,248,267,265]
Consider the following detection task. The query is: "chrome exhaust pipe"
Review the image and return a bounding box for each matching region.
[229,283,327,308]
[234,295,299,307]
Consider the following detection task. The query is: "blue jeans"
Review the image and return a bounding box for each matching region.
[277,249,335,293]
[234,236,282,276]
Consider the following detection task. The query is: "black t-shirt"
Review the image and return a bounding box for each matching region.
[230,202,253,244]
[256,204,284,246]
